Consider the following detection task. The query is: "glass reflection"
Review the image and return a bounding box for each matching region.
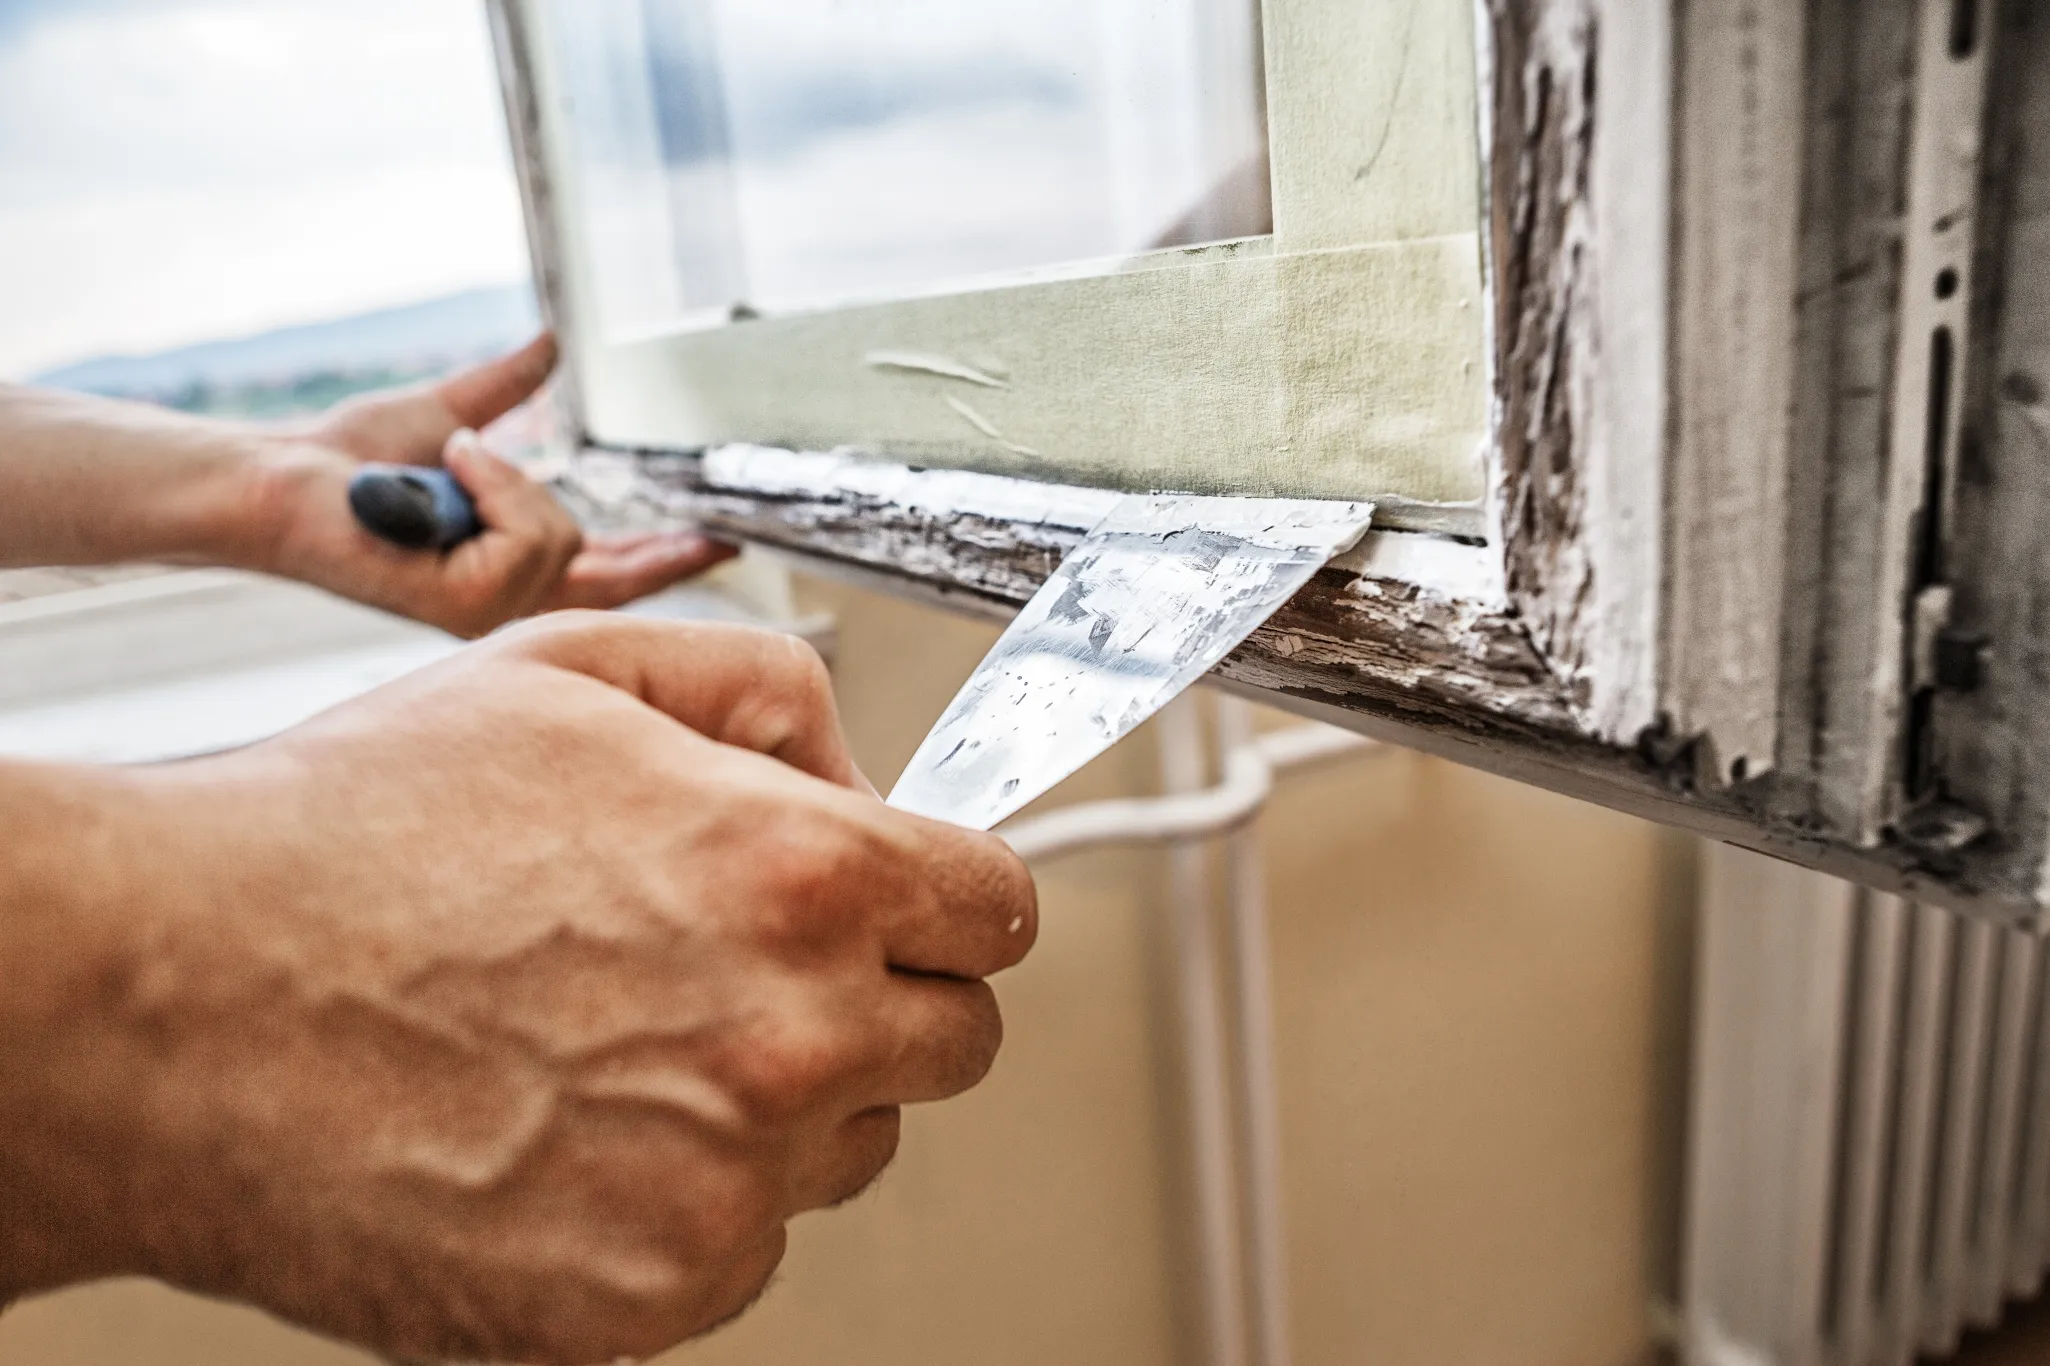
[546,0,1270,337]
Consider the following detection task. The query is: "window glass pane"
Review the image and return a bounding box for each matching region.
[544,0,1269,339]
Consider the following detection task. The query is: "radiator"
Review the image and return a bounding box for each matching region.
[1685,844,2050,1366]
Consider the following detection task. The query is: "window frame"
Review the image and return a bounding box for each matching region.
[507,0,1492,508]
[488,0,2040,925]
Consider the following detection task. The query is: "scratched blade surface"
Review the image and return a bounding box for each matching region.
[888,494,1375,831]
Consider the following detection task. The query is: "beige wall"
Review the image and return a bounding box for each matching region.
[0,578,1690,1366]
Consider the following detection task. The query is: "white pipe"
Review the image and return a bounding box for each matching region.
[1002,723,1373,862]
[1217,698,1294,1366]
[1156,695,1252,1366]
[1000,706,1379,1366]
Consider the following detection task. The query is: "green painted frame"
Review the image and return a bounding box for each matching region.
[511,0,1490,505]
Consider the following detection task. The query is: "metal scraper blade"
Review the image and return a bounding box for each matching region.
[888,494,1376,831]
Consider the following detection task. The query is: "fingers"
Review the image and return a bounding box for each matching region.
[875,977,1005,1105]
[435,333,559,433]
[493,615,863,789]
[771,980,993,1216]
[443,427,569,543]
[541,532,741,613]
[646,1226,787,1349]
[774,989,993,1217]
[311,334,556,468]
[879,822,1039,981]
[784,1106,902,1215]
[436,430,584,636]
[695,1226,789,1335]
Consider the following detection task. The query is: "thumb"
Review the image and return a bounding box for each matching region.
[433,429,585,635]
[434,332,558,433]
[442,428,543,532]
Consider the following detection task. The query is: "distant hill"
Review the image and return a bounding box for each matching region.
[35,285,542,400]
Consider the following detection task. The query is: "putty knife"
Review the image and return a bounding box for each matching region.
[889,494,1376,831]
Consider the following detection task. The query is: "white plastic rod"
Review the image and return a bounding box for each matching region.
[1218,697,1295,1366]
[1001,705,1374,1366]
[1002,723,1371,862]
[1157,694,1253,1366]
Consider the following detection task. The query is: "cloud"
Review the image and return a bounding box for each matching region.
[0,0,526,376]
[0,0,329,41]
[0,0,511,205]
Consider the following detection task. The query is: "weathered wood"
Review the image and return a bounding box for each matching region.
[491,0,2049,922]
[1937,0,2050,912]
[1664,0,1809,785]
[1483,0,1606,721]
[1777,0,1919,840]
[1482,0,1671,751]
[566,444,2034,926]
[619,451,1582,739]
[484,0,586,436]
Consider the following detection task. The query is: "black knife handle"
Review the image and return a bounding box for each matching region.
[348,466,483,552]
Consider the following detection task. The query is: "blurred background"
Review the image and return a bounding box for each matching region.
[0,0,533,414]
[2,3,2048,1366]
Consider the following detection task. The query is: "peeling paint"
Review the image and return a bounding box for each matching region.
[944,394,1043,458]
[700,444,1118,528]
[864,350,1010,389]
[889,494,1375,828]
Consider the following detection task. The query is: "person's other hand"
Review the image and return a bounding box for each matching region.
[247,334,736,637]
[3,615,1036,1365]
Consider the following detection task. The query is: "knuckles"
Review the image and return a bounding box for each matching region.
[740,640,840,755]
[674,1163,784,1255]
[715,1014,872,1129]
[458,1229,788,1366]
[747,819,900,950]
[826,1107,904,1207]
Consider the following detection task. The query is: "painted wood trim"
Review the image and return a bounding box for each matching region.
[566,442,2037,924]
[484,0,587,435]
[1936,1,2050,918]
[602,448,1577,739]
[1663,0,1809,786]
[581,238,1492,505]
[487,0,2050,922]
[1481,0,1607,723]
[1856,0,1998,837]
[513,0,1493,506]
[1772,0,1919,848]
[1481,0,1669,749]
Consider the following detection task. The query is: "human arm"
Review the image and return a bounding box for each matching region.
[0,615,1037,1365]
[0,336,735,636]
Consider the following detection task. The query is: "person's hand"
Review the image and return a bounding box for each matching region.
[246,334,736,637]
[0,615,1037,1365]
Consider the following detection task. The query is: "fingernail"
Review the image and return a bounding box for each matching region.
[661,531,737,558]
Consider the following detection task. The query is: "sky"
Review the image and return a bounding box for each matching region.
[0,0,530,379]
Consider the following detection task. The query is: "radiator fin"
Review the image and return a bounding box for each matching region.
[1686,849,2050,1366]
